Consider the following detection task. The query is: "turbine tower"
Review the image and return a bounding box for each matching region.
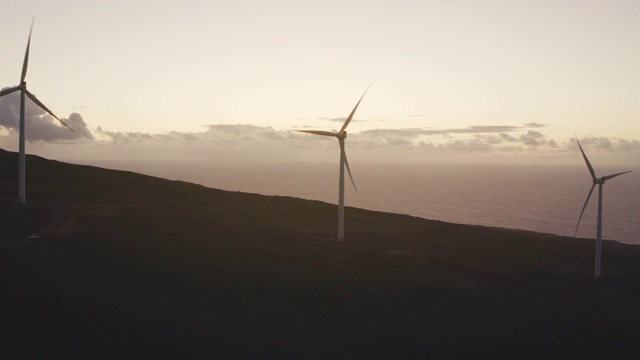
[0,19,72,203]
[295,84,371,241]
[574,137,631,279]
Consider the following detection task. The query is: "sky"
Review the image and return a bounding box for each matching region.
[0,0,639,165]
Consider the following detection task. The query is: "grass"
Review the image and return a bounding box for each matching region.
[1,148,639,359]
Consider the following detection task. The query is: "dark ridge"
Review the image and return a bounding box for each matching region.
[1,148,639,359]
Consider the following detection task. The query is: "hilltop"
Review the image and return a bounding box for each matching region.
[1,148,639,359]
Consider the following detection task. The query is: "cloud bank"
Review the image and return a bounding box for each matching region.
[0,89,93,142]
[0,95,637,164]
[70,122,638,165]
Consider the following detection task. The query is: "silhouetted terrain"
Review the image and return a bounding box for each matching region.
[1,148,639,359]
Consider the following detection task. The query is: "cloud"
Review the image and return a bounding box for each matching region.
[499,133,517,142]
[582,136,612,150]
[361,123,553,140]
[354,127,558,153]
[616,138,640,152]
[440,138,493,152]
[417,141,437,150]
[96,127,152,144]
[570,136,640,154]
[11,118,635,165]
[520,130,547,146]
[386,138,414,147]
[28,112,93,142]
[360,128,430,138]
[361,125,523,139]
[476,134,504,145]
[96,124,307,147]
[0,89,93,142]
[524,123,549,128]
[347,124,639,157]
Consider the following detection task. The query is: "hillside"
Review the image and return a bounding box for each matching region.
[1,148,639,359]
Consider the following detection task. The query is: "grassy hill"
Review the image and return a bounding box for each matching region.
[1,148,639,359]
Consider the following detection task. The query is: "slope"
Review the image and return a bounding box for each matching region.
[0,148,639,359]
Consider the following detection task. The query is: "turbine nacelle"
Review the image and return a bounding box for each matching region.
[594,178,605,185]
[337,131,347,139]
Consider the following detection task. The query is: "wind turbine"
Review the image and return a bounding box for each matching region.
[574,137,631,279]
[295,84,371,242]
[0,20,72,203]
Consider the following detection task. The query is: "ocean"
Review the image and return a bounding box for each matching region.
[81,160,640,245]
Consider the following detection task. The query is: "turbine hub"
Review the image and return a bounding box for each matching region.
[337,131,347,139]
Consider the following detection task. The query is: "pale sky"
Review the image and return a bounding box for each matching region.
[0,0,639,165]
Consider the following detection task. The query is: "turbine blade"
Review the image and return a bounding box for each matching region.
[21,19,35,83]
[0,86,20,98]
[340,83,372,133]
[576,137,596,180]
[25,90,74,131]
[294,130,337,137]
[575,183,596,237]
[603,171,632,181]
[340,140,358,193]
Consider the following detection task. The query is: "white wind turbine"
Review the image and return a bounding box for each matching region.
[0,20,72,203]
[574,137,631,279]
[295,85,371,242]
